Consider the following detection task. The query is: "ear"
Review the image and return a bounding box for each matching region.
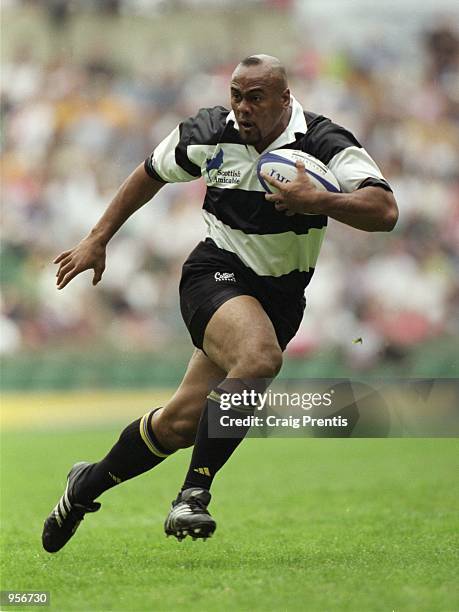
[281,88,291,108]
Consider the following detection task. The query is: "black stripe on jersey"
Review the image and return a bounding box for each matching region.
[203,187,327,235]
[175,122,201,177]
[144,157,167,182]
[358,177,393,192]
[175,106,243,176]
[299,113,363,165]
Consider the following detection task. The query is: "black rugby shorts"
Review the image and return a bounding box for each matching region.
[179,239,305,351]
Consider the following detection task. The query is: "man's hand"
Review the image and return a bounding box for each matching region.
[261,161,322,216]
[54,237,106,289]
[52,163,165,290]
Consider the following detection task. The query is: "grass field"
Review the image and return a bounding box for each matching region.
[1,394,458,611]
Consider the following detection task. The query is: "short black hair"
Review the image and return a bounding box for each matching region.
[240,55,264,67]
[237,54,288,91]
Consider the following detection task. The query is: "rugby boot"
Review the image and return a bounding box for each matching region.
[42,462,101,553]
[164,487,216,541]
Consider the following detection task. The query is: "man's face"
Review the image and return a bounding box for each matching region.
[230,64,291,151]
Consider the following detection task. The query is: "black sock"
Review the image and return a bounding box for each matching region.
[75,409,173,503]
[182,380,262,491]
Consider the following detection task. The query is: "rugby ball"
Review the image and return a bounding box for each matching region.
[257,149,341,194]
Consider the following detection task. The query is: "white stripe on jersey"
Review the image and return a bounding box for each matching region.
[327,146,386,193]
[188,143,264,192]
[155,133,388,196]
[203,210,326,278]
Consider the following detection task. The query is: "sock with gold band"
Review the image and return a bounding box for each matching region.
[181,380,260,491]
[74,409,173,503]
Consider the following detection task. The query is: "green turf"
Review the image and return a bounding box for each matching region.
[1,430,458,612]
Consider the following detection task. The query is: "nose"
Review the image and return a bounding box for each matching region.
[237,98,251,116]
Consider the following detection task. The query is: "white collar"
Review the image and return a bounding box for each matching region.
[226,95,307,152]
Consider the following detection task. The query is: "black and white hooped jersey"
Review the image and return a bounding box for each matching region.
[144,96,391,296]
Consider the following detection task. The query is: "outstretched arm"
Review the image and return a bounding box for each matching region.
[55,163,164,289]
[262,161,398,232]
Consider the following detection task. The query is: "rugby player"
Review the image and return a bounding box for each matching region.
[42,55,398,552]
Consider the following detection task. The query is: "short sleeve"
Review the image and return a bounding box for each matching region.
[144,122,201,184]
[303,115,391,194]
[327,146,392,194]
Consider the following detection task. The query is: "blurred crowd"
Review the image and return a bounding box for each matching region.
[1,6,458,370]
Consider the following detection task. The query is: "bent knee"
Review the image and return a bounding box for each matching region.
[235,343,283,378]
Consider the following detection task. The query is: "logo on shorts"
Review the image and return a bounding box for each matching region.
[214,271,236,282]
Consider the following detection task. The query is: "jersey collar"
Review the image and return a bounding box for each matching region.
[226,95,307,153]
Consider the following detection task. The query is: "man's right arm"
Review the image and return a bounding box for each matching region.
[55,163,164,289]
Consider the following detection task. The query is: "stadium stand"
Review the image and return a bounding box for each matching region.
[1,3,458,384]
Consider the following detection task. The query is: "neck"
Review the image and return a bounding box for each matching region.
[255,105,292,153]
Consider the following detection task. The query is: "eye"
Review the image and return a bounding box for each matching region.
[231,91,242,102]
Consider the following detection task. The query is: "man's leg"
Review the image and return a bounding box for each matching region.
[164,295,282,540]
[73,349,226,502]
[152,349,225,450]
[42,349,225,553]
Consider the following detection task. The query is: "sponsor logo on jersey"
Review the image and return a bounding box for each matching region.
[214,272,236,282]
[206,148,224,178]
[205,148,241,185]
